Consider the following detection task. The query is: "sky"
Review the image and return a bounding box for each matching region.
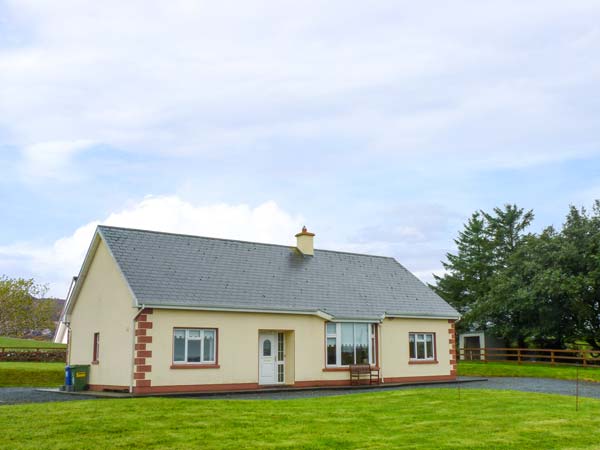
[1,0,600,297]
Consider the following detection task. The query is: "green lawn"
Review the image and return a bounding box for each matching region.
[0,362,64,387]
[1,389,600,449]
[459,361,600,383]
[0,336,66,349]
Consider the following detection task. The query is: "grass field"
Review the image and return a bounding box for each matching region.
[0,362,64,387]
[1,389,600,449]
[459,361,600,383]
[0,336,66,349]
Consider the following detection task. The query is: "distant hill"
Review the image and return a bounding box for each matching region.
[47,298,66,322]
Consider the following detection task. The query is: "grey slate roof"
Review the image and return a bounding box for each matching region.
[97,226,459,320]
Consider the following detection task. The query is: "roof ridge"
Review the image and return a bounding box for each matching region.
[97,225,394,260]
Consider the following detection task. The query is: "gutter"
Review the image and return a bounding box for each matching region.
[129,305,146,394]
[55,276,77,344]
[383,313,461,320]
[65,321,72,366]
[146,304,334,321]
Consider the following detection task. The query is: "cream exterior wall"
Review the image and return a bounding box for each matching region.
[150,309,452,387]
[284,330,295,384]
[380,318,452,379]
[68,240,136,387]
[151,309,330,386]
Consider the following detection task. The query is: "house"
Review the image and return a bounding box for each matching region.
[55,278,77,344]
[53,318,68,344]
[458,330,505,361]
[62,225,460,394]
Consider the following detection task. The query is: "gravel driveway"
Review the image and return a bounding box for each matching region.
[0,388,99,405]
[181,377,600,400]
[457,376,600,399]
[2,377,600,405]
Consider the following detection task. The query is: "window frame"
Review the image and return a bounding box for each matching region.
[277,332,285,383]
[172,327,218,367]
[92,332,100,364]
[325,322,376,367]
[408,332,437,363]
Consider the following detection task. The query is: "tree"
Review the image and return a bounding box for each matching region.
[435,201,600,349]
[0,276,54,338]
[556,203,600,349]
[432,212,495,333]
[482,204,534,269]
[483,228,573,348]
[433,205,534,338]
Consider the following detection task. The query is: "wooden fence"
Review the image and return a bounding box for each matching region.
[0,346,67,362]
[459,347,600,367]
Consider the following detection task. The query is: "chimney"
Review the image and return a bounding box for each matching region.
[295,226,315,256]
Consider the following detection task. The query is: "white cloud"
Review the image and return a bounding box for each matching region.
[1,0,599,176]
[19,139,95,181]
[0,196,304,296]
[412,269,445,286]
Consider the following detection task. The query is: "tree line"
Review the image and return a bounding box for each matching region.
[433,202,600,350]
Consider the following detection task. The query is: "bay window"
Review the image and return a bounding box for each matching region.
[409,332,435,361]
[326,322,375,366]
[173,328,216,364]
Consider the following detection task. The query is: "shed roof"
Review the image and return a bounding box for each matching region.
[97,225,459,320]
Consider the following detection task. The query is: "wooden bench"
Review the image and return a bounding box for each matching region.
[349,364,380,385]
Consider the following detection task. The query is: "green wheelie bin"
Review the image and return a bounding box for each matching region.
[70,365,90,391]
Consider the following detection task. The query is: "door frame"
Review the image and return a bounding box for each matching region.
[258,331,285,385]
[459,332,485,361]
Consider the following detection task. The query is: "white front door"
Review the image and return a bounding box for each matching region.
[259,332,277,385]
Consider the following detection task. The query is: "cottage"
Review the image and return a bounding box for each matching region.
[63,225,459,394]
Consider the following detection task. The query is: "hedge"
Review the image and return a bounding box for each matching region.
[0,349,66,362]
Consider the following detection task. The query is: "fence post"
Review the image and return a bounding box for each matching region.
[483,348,487,363]
[551,351,554,366]
[517,349,521,365]
[576,363,580,412]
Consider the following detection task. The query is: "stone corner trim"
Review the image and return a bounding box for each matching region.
[134,308,153,389]
[448,320,457,376]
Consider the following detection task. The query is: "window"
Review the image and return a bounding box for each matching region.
[277,332,284,362]
[263,339,272,356]
[277,332,285,383]
[173,328,216,364]
[326,323,375,366]
[409,333,435,360]
[92,332,100,363]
